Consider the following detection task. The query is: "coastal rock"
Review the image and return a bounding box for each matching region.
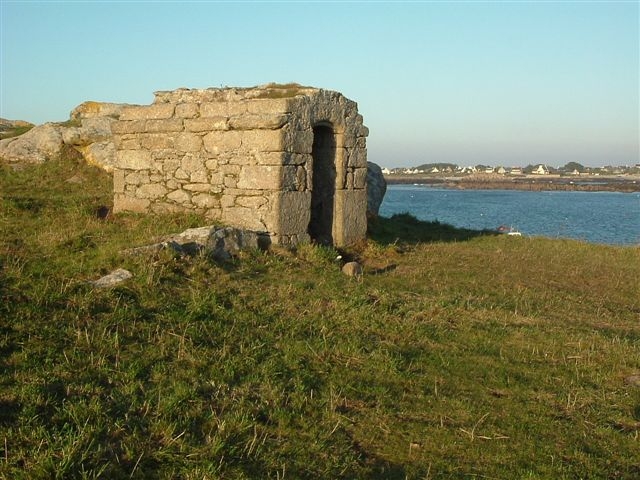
[0,123,65,164]
[367,161,387,217]
[124,225,271,261]
[208,226,270,261]
[62,117,113,146]
[0,102,129,169]
[77,141,117,172]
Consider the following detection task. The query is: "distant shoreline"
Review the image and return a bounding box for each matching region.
[384,174,640,193]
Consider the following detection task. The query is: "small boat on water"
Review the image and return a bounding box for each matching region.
[497,225,522,236]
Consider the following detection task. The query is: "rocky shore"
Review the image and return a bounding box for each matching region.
[385,174,640,193]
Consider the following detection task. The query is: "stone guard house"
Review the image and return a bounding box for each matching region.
[111,84,369,246]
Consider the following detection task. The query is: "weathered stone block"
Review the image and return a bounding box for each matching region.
[334,189,367,246]
[203,130,243,154]
[113,136,140,149]
[220,194,235,208]
[174,133,203,152]
[125,171,150,185]
[185,117,228,132]
[200,101,247,117]
[246,98,291,115]
[284,153,311,166]
[190,170,208,183]
[354,167,367,189]
[237,165,282,190]
[236,195,268,209]
[199,102,226,117]
[347,147,367,168]
[111,120,146,134]
[151,150,179,162]
[181,156,204,173]
[221,206,268,232]
[167,189,191,204]
[113,170,125,193]
[251,151,285,166]
[140,134,173,150]
[146,119,184,133]
[137,183,167,199]
[277,191,311,235]
[175,103,198,119]
[192,193,219,209]
[344,171,354,190]
[241,130,284,152]
[183,183,210,192]
[120,104,175,121]
[174,168,189,180]
[205,159,219,170]
[229,114,289,130]
[219,164,241,176]
[116,150,152,170]
[162,158,181,174]
[282,165,300,191]
[286,130,314,154]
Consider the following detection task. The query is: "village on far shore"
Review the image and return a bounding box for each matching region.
[381,162,640,192]
[381,161,640,177]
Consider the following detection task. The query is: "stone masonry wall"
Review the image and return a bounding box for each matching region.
[111,84,368,246]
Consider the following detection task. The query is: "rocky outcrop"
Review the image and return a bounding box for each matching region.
[0,102,130,170]
[0,123,65,164]
[125,225,271,261]
[366,161,387,216]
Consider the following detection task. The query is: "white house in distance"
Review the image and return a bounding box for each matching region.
[532,164,550,175]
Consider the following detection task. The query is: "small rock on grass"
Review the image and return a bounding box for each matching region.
[91,268,132,288]
[342,261,363,278]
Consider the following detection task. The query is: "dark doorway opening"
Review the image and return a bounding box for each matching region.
[308,125,336,245]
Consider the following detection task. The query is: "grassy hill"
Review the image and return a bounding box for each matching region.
[1,157,639,479]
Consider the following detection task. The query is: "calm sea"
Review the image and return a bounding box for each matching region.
[380,185,640,246]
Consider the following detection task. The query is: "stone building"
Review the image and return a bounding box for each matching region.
[111,84,369,246]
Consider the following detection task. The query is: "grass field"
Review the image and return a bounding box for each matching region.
[1,157,639,479]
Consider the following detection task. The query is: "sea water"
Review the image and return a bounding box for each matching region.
[379,185,640,246]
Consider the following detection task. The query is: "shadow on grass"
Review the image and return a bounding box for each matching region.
[367,213,499,244]
[368,213,498,245]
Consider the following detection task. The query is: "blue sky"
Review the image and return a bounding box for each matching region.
[1,1,638,168]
